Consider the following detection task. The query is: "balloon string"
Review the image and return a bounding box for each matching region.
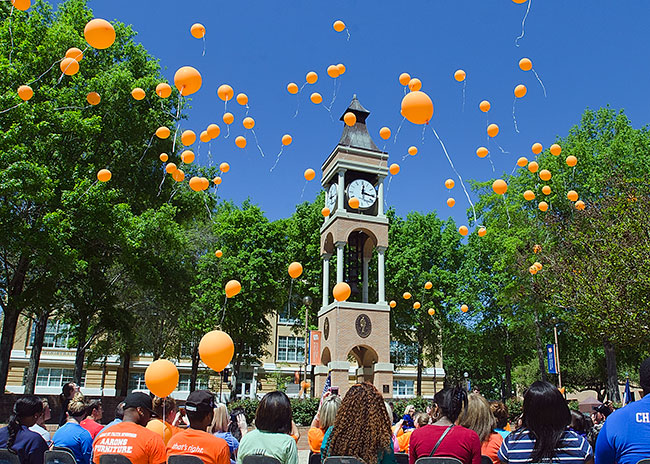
[251,129,265,158]
[322,102,334,122]
[219,296,229,328]
[167,185,179,204]
[292,93,302,119]
[299,180,307,200]
[8,6,14,65]
[245,103,250,116]
[326,78,338,113]
[224,125,230,139]
[0,102,23,115]
[287,279,294,319]
[202,36,206,56]
[345,29,351,42]
[430,125,478,226]
[27,59,62,86]
[139,135,155,162]
[79,179,99,200]
[502,194,511,228]
[421,125,426,145]
[203,194,212,220]
[495,141,509,154]
[461,80,466,113]
[393,117,405,144]
[515,0,532,47]
[532,68,547,97]
[512,97,520,134]
[208,142,213,167]
[270,146,284,172]
[157,169,166,197]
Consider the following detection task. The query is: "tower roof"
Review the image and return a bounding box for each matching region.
[338,95,382,152]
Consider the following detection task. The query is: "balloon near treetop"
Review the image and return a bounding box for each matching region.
[174,66,202,96]
[401,91,433,125]
[84,18,116,49]
[288,262,303,279]
[199,330,234,372]
[225,280,241,298]
[17,85,33,101]
[97,169,111,182]
[156,83,171,98]
[492,179,508,195]
[144,359,178,398]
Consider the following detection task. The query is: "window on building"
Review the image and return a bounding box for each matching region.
[30,320,72,349]
[34,368,85,388]
[393,379,414,397]
[390,340,418,366]
[128,373,147,391]
[178,374,209,391]
[278,302,299,324]
[277,336,304,362]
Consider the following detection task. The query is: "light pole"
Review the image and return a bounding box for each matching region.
[302,296,312,396]
[464,371,469,391]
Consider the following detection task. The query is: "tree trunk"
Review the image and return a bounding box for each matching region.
[24,311,50,394]
[416,342,423,396]
[504,353,513,399]
[533,307,547,382]
[74,317,88,385]
[604,339,620,402]
[119,350,131,396]
[432,355,437,394]
[190,342,199,392]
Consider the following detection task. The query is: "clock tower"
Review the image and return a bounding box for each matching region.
[315,95,394,398]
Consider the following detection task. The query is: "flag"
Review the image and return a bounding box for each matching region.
[624,377,632,405]
[320,371,332,406]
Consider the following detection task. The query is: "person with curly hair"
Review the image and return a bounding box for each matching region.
[0,395,48,464]
[457,393,503,464]
[409,386,481,464]
[321,382,396,464]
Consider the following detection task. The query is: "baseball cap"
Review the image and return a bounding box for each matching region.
[123,392,155,414]
[593,404,611,417]
[185,390,215,412]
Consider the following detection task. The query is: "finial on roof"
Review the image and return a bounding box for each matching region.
[337,94,381,152]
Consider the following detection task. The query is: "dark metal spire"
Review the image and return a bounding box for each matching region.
[338,95,381,152]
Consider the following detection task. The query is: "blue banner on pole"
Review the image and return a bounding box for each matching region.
[547,344,557,374]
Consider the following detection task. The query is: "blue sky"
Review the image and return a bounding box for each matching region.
[54,0,650,226]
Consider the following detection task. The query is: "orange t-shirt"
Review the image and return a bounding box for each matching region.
[481,432,503,464]
[146,419,181,445]
[93,421,167,464]
[308,428,325,453]
[166,428,230,464]
[397,430,413,453]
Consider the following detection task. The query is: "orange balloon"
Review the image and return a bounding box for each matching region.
[333,20,346,32]
[306,72,318,84]
[327,65,340,78]
[539,169,551,181]
[523,190,535,201]
[408,146,418,156]
[528,161,539,173]
[131,87,145,100]
[454,69,466,82]
[218,84,234,102]
[17,85,33,101]
[159,153,168,162]
[65,47,83,62]
[235,136,247,148]
[146,418,174,444]
[492,179,508,195]
[190,23,206,39]
[223,113,234,125]
[181,150,195,164]
[424,281,433,290]
[389,300,397,308]
[174,66,202,96]
[514,84,527,98]
[542,185,551,195]
[236,93,248,105]
[201,177,210,191]
[11,0,30,11]
[144,359,179,398]
[575,200,586,210]
[288,262,303,279]
[165,163,177,174]
[243,117,255,130]
[389,164,400,175]
[476,147,488,158]
[343,112,357,126]
[213,176,222,185]
[156,83,171,98]
[321,207,330,217]
[538,201,549,212]
[532,143,543,154]
[287,83,299,94]
[529,266,538,275]
[567,190,578,202]
[156,127,170,139]
[379,127,391,140]
[401,91,433,125]
[550,144,562,156]
[199,330,234,372]
[214,250,223,257]
[97,169,111,182]
[533,244,542,254]
[172,169,185,182]
[403,292,412,300]
[304,169,316,181]
[517,156,528,167]
[413,301,421,309]
[207,124,221,139]
[428,308,435,316]
[445,179,455,189]
[478,227,487,237]
[60,58,79,76]
[225,280,241,298]
[479,100,491,112]
[399,73,411,86]
[459,225,468,236]
[534,262,543,271]
[86,92,101,105]
[408,78,422,91]
[310,93,322,104]
[200,131,210,143]
[282,134,293,146]
[519,57,532,71]
[487,124,499,138]
[181,130,196,146]
[566,155,578,167]
[333,282,351,302]
[189,176,203,191]
[348,197,360,209]
[84,18,116,49]
[461,304,469,313]
[447,197,455,207]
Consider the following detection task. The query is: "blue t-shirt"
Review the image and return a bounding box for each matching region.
[595,395,650,464]
[0,425,48,464]
[498,428,592,464]
[215,431,240,463]
[52,422,93,464]
[402,415,415,431]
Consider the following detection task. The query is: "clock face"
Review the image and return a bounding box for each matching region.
[326,184,338,211]
[347,179,376,209]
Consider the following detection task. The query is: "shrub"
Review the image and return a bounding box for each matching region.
[229,397,320,426]
[506,397,523,422]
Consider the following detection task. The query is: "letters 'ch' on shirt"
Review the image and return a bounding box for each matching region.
[595,395,650,464]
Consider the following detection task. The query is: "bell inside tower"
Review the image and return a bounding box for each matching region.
[345,231,368,300]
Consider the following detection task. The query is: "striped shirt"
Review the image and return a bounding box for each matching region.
[498,429,593,464]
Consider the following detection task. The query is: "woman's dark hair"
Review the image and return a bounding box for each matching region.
[86,399,102,417]
[228,407,245,441]
[255,391,292,434]
[7,396,43,450]
[433,385,467,423]
[62,383,76,399]
[521,380,571,462]
[490,401,509,429]
[570,410,589,434]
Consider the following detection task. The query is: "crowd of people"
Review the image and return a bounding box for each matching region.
[1,357,649,464]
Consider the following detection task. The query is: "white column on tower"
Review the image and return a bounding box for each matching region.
[335,241,346,283]
[378,176,385,216]
[377,246,387,304]
[362,255,370,303]
[322,253,331,307]
[337,170,345,211]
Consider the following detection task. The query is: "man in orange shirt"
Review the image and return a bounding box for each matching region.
[166,390,230,464]
[93,392,166,464]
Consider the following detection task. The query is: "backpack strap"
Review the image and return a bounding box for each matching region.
[428,425,455,457]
